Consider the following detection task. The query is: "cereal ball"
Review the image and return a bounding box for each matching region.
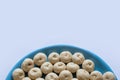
[76,69,90,80]
[72,52,85,65]
[90,71,103,80]
[41,62,53,74]
[103,72,115,80]
[12,68,25,80]
[82,59,95,72]
[67,62,79,73]
[36,78,45,80]
[22,77,31,80]
[33,53,47,66]
[59,70,73,80]
[21,58,34,72]
[72,78,78,80]
[54,62,66,73]
[48,52,60,64]
[45,72,59,80]
[28,67,42,80]
[60,51,72,63]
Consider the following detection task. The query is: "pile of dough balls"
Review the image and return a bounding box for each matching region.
[12,51,116,80]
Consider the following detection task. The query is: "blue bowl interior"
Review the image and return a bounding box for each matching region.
[6,45,118,80]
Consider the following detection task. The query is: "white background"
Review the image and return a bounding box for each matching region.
[0,0,120,79]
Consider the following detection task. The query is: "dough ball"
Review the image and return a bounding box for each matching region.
[103,71,115,80]
[48,52,60,64]
[21,58,34,72]
[36,78,45,80]
[12,68,25,80]
[82,59,95,72]
[60,51,72,63]
[72,52,85,65]
[33,53,47,66]
[90,71,103,80]
[59,70,73,80]
[76,69,90,80]
[28,67,42,80]
[45,72,59,80]
[22,77,31,80]
[41,62,53,74]
[54,62,66,73]
[72,78,78,80]
[67,62,79,73]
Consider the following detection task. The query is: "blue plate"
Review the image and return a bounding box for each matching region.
[6,45,118,80]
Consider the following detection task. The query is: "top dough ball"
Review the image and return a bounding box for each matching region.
[90,71,103,80]
[53,62,66,73]
[103,71,115,80]
[12,68,25,80]
[59,70,73,80]
[28,67,42,80]
[76,69,90,80]
[72,52,85,65]
[41,62,53,74]
[82,59,95,72]
[45,72,59,80]
[33,53,47,66]
[21,58,34,72]
[66,62,80,73]
[60,51,72,63]
[48,52,60,64]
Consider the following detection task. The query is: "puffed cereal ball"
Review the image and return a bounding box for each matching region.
[72,52,85,65]
[28,67,42,80]
[21,58,34,72]
[45,72,59,80]
[82,59,95,72]
[54,62,66,73]
[22,77,31,80]
[36,78,45,80]
[59,70,73,80]
[12,68,25,80]
[67,62,79,73]
[90,71,103,80]
[72,78,78,80]
[103,72,115,80]
[60,51,72,63]
[33,53,47,66]
[76,69,90,80]
[48,52,60,64]
[41,62,53,74]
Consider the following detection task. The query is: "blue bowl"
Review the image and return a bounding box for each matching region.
[6,45,118,80]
